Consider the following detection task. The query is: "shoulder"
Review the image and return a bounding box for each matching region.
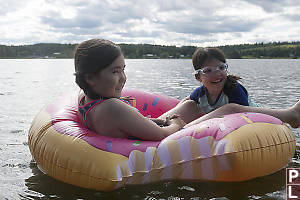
[85,98,134,138]
[190,86,205,102]
[227,82,249,105]
[94,98,129,111]
[236,82,248,96]
[191,86,203,93]
[91,98,135,118]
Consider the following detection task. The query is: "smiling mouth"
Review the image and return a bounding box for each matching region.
[210,78,223,84]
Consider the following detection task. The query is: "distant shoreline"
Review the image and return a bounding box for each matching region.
[1,41,299,59]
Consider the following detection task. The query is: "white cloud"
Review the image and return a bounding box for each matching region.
[1,0,300,46]
[244,0,300,12]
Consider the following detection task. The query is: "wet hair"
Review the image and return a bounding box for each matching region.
[192,47,242,96]
[74,39,122,99]
[192,47,226,70]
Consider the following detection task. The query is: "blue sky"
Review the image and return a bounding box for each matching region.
[1,0,300,46]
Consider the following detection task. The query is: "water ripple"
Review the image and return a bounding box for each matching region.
[1,59,300,200]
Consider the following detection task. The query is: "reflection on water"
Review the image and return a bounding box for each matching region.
[0,59,300,199]
[25,160,288,200]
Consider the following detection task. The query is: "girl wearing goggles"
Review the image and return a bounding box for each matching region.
[189,47,253,113]
[159,47,253,122]
[158,47,300,129]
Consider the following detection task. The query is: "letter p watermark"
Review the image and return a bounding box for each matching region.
[287,168,300,199]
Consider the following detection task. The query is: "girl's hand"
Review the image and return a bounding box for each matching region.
[166,114,186,128]
[150,118,167,126]
[165,114,180,125]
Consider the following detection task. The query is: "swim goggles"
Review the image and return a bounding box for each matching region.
[193,63,228,76]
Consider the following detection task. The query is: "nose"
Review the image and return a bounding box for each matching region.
[208,68,220,75]
[208,69,223,78]
[214,68,222,74]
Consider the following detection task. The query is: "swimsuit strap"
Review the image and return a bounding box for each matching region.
[78,96,109,128]
[78,96,135,128]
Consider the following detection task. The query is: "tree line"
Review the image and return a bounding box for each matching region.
[0,41,300,59]
[219,41,300,59]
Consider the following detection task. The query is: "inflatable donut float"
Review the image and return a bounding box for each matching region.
[28,88,296,191]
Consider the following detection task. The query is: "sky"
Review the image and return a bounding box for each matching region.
[1,0,300,47]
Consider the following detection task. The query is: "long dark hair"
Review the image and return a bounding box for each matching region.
[74,39,122,99]
[192,47,242,95]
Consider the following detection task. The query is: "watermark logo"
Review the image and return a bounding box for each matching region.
[287,168,300,199]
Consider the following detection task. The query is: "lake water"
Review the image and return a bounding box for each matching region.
[1,59,300,200]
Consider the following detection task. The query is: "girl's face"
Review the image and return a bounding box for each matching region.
[87,54,126,98]
[196,58,227,95]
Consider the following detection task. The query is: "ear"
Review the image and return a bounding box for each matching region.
[84,73,96,86]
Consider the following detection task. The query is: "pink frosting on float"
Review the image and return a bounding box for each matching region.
[163,112,282,142]
[45,88,283,157]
